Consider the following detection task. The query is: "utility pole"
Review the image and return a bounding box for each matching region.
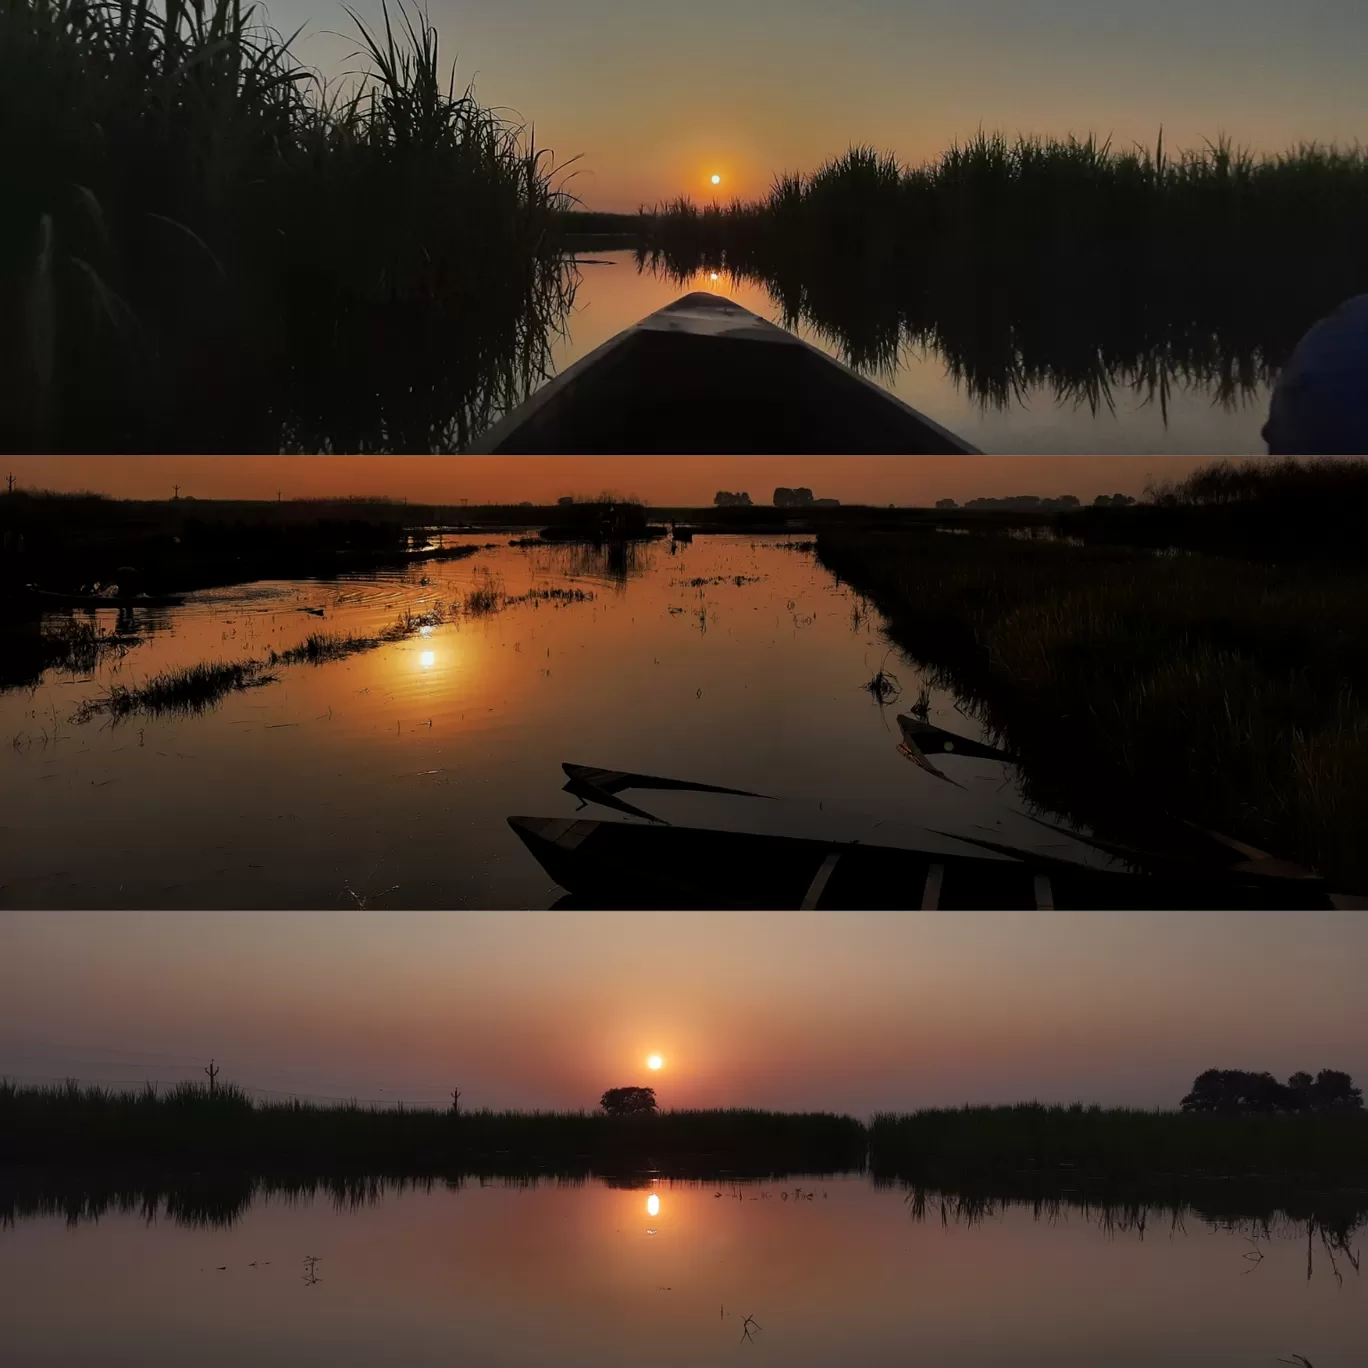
[5,473,14,494]
[173,484,180,501]
[450,1087,461,1116]
[204,1059,219,1096]
[277,490,282,504]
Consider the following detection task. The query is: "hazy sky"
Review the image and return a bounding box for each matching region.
[3,913,1365,1114]
[264,0,1368,209]
[11,456,1214,505]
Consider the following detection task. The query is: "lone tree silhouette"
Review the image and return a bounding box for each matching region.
[600,1086,657,1116]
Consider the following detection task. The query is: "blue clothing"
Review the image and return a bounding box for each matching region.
[1263,294,1368,455]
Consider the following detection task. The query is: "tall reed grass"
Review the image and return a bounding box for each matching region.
[868,1104,1368,1183]
[816,505,1368,890]
[1,0,577,452]
[638,136,1368,407]
[0,1079,867,1176]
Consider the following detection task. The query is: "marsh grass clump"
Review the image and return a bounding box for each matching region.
[72,659,276,720]
[503,586,596,606]
[270,632,379,666]
[2,0,577,454]
[462,571,504,615]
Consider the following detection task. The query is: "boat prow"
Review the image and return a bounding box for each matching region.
[469,292,979,454]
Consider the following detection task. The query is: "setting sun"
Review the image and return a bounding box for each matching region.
[710,174,721,186]
[647,1054,663,1070]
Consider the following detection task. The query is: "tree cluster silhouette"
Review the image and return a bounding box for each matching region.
[1181,1069,1362,1115]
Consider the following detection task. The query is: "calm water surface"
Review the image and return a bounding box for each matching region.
[2,1176,1361,1367]
[548,253,1271,455]
[2,536,1126,910]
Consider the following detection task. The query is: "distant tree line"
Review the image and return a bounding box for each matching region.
[1181,1068,1363,1114]
[774,487,839,508]
[935,494,1072,511]
[714,491,753,506]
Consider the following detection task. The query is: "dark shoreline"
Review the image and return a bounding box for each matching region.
[5,1085,1364,1187]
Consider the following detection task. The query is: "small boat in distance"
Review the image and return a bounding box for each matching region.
[468,292,979,454]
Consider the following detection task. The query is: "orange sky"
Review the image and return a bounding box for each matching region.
[263,0,1368,211]
[11,457,1215,505]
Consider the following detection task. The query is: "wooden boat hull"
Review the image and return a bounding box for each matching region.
[507,816,1333,911]
[470,292,979,455]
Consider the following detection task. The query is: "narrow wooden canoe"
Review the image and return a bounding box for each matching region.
[897,715,1017,764]
[560,761,772,823]
[469,292,979,455]
[507,816,1334,910]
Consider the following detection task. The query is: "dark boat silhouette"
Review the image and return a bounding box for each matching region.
[468,292,979,454]
[507,814,1335,910]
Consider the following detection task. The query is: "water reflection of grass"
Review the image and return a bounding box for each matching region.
[5,0,576,454]
[816,501,1368,891]
[637,138,1368,412]
[0,617,141,691]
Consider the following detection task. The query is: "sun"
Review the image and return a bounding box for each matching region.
[647,1054,663,1071]
[711,174,721,186]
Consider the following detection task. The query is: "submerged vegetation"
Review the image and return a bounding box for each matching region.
[818,462,1368,890]
[68,600,455,719]
[72,659,277,720]
[2,0,577,453]
[638,137,1368,409]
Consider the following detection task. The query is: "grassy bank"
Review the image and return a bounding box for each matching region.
[816,491,1368,890]
[2,0,575,454]
[868,1105,1368,1185]
[0,1081,866,1177]
[5,1083,1366,1182]
[637,138,1368,403]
